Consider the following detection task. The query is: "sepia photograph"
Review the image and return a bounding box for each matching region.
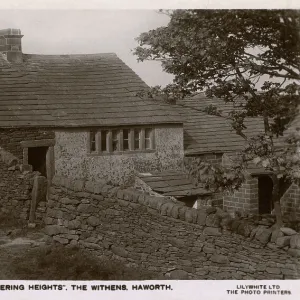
[0,6,300,285]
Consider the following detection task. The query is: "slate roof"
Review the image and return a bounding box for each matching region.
[174,102,264,155]
[177,93,237,115]
[138,170,211,197]
[0,53,182,128]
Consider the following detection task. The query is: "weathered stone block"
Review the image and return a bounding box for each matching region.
[60,197,79,205]
[111,245,128,258]
[87,216,100,227]
[275,236,291,248]
[137,194,145,205]
[250,226,259,239]
[148,196,160,210]
[117,199,129,207]
[210,254,229,264]
[91,194,104,201]
[68,220,81,230]
[237,221,253,237]
[169,237,185,248]
[79,240,102,250]
[53,236,69,245]
[159,203,169,216]
[288,248,300,258]
[44,217,53,225]
[271,229,284,243]
[170,205,180,219]
[197,211,207,226]
[44,225,68,236]
[266,243,279,250]
[280,227,298,236]
[169,269,189,279]
[76,192,91,198]
[85,237,99,243]
[61,234,79,241]
[282,270,298,278]
[69,240,79,247]
[266,267,281,275]
[203,246,215,254]
[185,208,194,223]
[203,227,222,236]
[255,226,272,244]
[77,203,94,213]
[129,202,139,209]
[178,206,187,221]
[155,197,165,210]
[206,213,220,228]
[290,234,300,249]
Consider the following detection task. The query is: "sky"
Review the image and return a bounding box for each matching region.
[0,10,174,87]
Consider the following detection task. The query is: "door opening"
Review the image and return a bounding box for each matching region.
[258,175,273,214]
[28,146,48,177]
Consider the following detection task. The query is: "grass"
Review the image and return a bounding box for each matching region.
[1,214,158,280]
[11,244,158,280]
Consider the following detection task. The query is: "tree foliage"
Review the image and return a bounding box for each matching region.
[134,10,300,223]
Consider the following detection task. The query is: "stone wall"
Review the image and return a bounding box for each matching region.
[45,176,300,280]
[0,128,54,160]
[54,125,184,186]
[0,148,47,223]
[281,183,300,220]
[184,154,223,208]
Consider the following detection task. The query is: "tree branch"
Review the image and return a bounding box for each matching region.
[244,52,300,80]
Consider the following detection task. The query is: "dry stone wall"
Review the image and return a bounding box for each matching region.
[45,176,300,280]
[0,148,47,223]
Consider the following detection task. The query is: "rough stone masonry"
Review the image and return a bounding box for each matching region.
[0,148,47,223]
[44,176,300,280]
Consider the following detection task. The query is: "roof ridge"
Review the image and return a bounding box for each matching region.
[23,52,118,58]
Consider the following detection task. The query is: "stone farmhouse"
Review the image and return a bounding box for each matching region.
[0,28,299,219]
[176,95,300,219]
[0,28,211,208]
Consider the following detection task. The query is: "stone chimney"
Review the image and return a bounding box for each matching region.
[0,28,23,63]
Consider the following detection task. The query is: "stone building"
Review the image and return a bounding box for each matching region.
[176,94,299,219]
[0,28,298,217]
[0,28,184,187]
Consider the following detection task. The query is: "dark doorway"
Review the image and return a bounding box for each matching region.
[28,146,48,177]
[258,175,273,214]
[181,195,198,208]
